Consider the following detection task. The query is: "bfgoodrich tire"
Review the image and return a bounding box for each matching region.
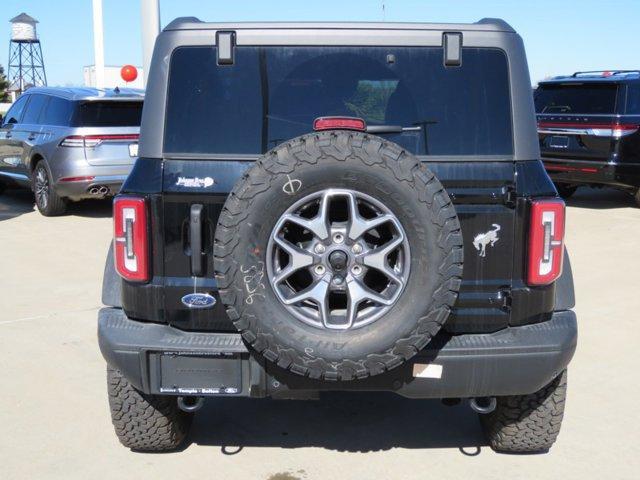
[214,131,463,381]
[107,366,192,452]
[480,370,568,453]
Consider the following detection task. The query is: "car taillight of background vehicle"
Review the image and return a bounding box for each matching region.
[60,133,140,148]
[537,121,639,138]
[528,199,565,286]
[113,196,149,282]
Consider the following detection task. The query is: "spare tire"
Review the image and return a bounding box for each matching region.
[214,131,463,381]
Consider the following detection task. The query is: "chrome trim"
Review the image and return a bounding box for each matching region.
[0,171,29,181]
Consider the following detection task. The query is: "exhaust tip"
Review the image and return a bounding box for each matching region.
[469,397,497,414]
[177,396,204,413]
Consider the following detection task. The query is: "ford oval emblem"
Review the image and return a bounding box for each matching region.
[181,293,217,309]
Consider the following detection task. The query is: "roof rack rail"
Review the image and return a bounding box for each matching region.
[572,70,640,77]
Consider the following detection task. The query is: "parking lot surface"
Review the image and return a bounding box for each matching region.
[1,187,639,480]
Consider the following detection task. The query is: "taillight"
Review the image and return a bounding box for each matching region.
[60,134,139,148]
[537,121,639,138]
[313,116,366,132]
[113,196,149,282]
[527,199,565,286]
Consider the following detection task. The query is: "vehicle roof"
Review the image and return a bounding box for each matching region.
[163,17,515,33]
[539,70,640,86]
[22,86,145,101]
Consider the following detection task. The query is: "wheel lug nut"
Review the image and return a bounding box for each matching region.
[351,265,362,275]
[314,265,326,275]
[352,244,362,254]
[333,233,344,244]
[314,244,326,254]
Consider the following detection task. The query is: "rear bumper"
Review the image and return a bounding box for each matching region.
[543,157,640,190]
[99,308,577,399]
[55,173,128,199]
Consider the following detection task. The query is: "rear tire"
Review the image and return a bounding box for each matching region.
[480,370,567,453]
[555,183,577,200]
[33,161,67,216]
[107,366,192,452]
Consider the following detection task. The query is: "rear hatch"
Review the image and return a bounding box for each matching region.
[75,100,142,166]
[535,81,620,163]
[155,44,534,334]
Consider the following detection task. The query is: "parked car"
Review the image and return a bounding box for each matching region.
[99,18,577,454]
[0,87,144,215]
[535,70,640,204]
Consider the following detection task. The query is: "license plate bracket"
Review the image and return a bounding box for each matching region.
[158,353,242,395]
[548,135,569,149]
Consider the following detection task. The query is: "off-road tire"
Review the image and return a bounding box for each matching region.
[33,161,67,216]
[555,183,577,200]
[214,131,463,381]
[481,370,568,453]
[107,366,192,452]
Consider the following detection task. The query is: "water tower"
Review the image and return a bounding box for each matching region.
[7,13,47,94]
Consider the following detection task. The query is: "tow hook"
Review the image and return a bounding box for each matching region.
[177,396,204,413]
[469,397,497,414]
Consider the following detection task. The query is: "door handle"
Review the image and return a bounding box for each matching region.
[28,133,36,141]
[190,204,204,276]
[5,132,12,138]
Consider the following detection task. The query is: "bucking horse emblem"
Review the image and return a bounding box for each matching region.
[473,224,501,257]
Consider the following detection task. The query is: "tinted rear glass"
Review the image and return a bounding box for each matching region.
[535,83,618,114]
[165,46,513,156]
[73,101,143,127]
[626,84,640,114]
[40,97,74,126]
[22,94,49,124]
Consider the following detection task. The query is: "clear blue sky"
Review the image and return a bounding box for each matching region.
[0,0,637,86]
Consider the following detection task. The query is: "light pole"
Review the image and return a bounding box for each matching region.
[91,0,105,88]
[140,0,160,87]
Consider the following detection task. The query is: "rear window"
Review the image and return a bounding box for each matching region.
[164,46,513,156]
[626,84,640,114]
[73,101,143,127]
[535,83,618,114]
[40,97,74,126]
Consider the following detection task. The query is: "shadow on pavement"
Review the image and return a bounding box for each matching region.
[189,392,486,454]
[0,189,35,221]
[0,188,112,221]
[66,198,113,218]
[566,186,637,210]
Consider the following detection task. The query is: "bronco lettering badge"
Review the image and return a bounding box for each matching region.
[181,293,217,309]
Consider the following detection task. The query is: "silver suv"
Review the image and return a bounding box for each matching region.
[0,87,144,216]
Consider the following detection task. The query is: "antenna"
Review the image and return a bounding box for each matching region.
[382,2,386,21]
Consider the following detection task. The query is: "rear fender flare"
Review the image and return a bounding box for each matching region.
[102,243,122,308]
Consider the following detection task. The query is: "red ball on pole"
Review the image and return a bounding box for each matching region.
[120,65,138,83]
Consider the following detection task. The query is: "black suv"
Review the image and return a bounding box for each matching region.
[535,70,640,203]
[99,18,577,454]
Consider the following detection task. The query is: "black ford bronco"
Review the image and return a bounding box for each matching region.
[535,70,640,204]
[99,18,577,454]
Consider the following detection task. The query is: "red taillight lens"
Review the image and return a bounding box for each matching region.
[527,199,565,286]
[313,116,366,132]
[113,196,149,282]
